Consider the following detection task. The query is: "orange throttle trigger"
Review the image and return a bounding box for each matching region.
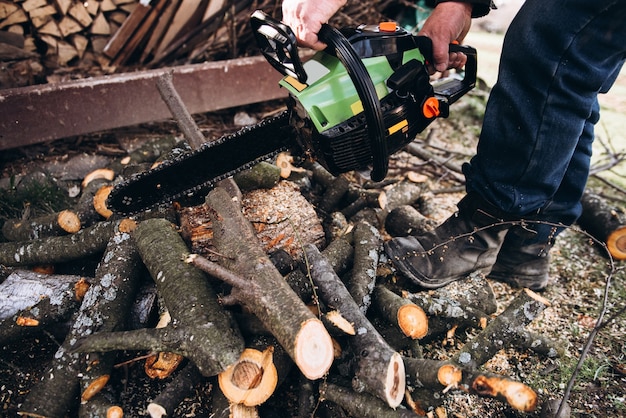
[422,97,440,119]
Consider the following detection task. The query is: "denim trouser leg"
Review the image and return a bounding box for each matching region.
[463,0,626,242]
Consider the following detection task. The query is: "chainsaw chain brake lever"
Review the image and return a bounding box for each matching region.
[250,10,308,83]
[413,36,477,105]
[318,24,389,182]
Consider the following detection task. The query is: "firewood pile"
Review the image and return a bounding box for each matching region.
[1,110,588,417]
[0,0,396,87]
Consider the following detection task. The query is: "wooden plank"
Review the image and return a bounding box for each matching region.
[102,2,150,59]
[154,0,206,56]
[0,56,290,150]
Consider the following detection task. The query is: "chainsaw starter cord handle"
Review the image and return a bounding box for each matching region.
[318,24,389,182]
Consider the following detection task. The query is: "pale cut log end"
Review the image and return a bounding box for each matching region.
[82,168,115,188]
[230,404,261,418]
[437,363,462,387]
[57,210,81,233]
[524,288,551,307]
[385,352,406,408]
[607,226,626,260]
[294,318,334,380]
[218,347,278,407]
[326,310,356,335]
[106,406,124,418]
[81,374,110,402]
[397,303,428,339]
[94,185,114,219]
[146,403,167,418]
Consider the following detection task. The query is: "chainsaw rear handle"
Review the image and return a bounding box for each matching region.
[414,36,477,104]
[318,24,389,182]
[250,10,308,83]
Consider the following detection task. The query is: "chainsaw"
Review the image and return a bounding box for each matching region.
[107,10,477,215]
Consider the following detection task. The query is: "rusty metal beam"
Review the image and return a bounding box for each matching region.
[0,56,288,151]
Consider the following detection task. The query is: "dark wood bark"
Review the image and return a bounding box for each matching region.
[384,205,437,237]
[303,243,405,408]
[321,382,422,418]
[146,363,205,418]
[347,220,381,314]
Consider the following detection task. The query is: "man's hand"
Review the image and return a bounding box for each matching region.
[418,2,472,72]
[282,0,347,50]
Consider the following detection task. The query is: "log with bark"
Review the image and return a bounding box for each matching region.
[18,223,142,417]
[578,191,626,260]
[190,186,334,380]
[303,243,406,408]
[71,217,246,377]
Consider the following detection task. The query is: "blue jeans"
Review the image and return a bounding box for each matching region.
[463,0,626,242]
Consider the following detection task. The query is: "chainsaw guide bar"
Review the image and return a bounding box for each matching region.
[107,110,294,215]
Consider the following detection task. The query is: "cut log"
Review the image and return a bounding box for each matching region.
[22,0,47,13]
[303,243,405,408]
[28,5,56,27]
[72,218,245,376]
[0,219,133,267]
[241,180,325,259]
[373,285,428,340]
[453,288,550,370]
[58,15,83,37]
[146,363,206,418]
[2,209,80,242]
[0,270,89,344]
[218,347,278,407]
[196,187,334,380]
[347,220,381,314]
[0,1,19,19]
[402,356,538,412]
[68,1,92,27]
[321,382,420,418]
[90,12,111,35]
[19,226,142,417]
[0,8,27,29]
[54,0,72,15]
[578,191,626,260]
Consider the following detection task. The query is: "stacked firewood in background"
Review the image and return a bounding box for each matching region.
[0,0,397,87]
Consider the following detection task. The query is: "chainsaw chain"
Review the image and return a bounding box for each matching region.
[108,110,293,215]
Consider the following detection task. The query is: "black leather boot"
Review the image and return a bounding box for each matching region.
[487,225,557,291]
[384,193,511,289]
